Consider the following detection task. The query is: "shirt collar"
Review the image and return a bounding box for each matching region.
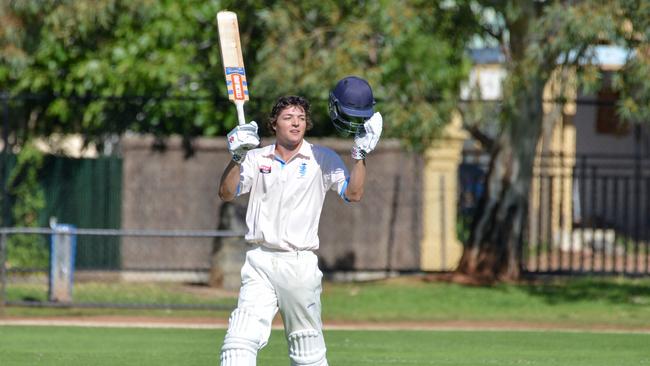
[295,139,313,160]
[264,139,313,162]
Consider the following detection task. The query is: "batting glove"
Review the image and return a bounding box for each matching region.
[227,121,260,163]
[351,112,382,160]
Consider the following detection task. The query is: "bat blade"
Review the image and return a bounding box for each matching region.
[217,11,248,125]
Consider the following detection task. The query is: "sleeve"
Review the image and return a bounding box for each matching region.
[322,149,350,201]
[237,151,256,196]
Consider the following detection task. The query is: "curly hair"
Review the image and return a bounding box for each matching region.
[267,95,312,135]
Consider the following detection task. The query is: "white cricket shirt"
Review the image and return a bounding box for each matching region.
[237,140,349,251]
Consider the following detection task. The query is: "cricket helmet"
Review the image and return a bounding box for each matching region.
[329,76,375,135]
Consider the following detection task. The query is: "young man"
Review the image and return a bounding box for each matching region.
[218,76,382,366]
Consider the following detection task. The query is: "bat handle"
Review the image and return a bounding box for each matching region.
[235,100,246,125]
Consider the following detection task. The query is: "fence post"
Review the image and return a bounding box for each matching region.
[0,232,7,308]
[49,224,76,303]
[1,92,10,228]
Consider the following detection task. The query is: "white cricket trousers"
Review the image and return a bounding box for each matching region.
[220,246,328,366]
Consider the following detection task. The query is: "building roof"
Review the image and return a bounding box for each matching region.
[468,47,505,65]
[468,45,632,67]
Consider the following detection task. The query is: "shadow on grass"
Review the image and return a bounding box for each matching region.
[518,277,650,306]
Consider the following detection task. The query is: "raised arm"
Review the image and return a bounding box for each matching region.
[219,160,241,202]
[344,112,382,202]
[344,159,366,202]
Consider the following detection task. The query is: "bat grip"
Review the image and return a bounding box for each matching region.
[235,100,246,125]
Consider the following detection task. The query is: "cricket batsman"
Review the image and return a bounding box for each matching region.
[218,76,382,365]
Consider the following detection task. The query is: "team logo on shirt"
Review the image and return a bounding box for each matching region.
[259,165,272,174]
[298,162,307,178]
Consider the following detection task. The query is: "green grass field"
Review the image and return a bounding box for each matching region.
[0,326,648,366]
[2,276,650,365]
[5,276,650,328]
[321,276,650,327]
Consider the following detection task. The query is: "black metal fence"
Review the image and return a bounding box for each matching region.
[528,153,650,276]
[460,151,650,276]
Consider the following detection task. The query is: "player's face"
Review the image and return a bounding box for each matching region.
[274,105,307,148]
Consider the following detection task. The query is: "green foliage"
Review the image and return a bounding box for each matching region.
[1,0,646,152]
[537,4,646,134]
[6,142,47,268]
[456,213,472,244]
[0,0,477,149]
[474,0,650,128]
[255,0,475,149]
[0,0,237,141]
[607,0,650,122]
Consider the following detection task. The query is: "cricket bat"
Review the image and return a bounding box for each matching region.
[217,11,249,126]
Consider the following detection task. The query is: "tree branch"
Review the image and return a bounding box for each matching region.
[465,124,495,151]
[481,23,502,43]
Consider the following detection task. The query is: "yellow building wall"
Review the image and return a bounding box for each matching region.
[421,112,468,271]
[529,69,578,254]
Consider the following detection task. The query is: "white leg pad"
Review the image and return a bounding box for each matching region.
[220,308,268,366]
[220,349,256,366]
[287,329,328,366]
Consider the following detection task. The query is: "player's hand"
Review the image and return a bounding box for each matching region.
[351,112,382,160]
[227,121,260,163]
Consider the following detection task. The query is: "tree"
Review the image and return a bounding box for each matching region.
[1,0,476,147]
[0,0,279,241]
[252,0,476,147]
[456,0,650,282]
[6,141,47,268]
[0,0,272,146]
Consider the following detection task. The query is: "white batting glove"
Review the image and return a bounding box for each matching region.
[227,121,260,163]
[351,112,382,160]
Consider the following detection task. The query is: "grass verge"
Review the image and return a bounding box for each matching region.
[2,276,650,329]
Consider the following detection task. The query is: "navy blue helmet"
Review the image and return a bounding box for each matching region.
[329,76,375,135]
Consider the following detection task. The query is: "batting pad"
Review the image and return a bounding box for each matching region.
[220,348,256,366]
[287,329,328,366]
[221,308,270,364]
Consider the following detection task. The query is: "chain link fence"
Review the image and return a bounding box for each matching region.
[0,227,244,310]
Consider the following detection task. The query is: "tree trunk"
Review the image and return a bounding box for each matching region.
[209,201,248,289]
[457,76,546,283]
